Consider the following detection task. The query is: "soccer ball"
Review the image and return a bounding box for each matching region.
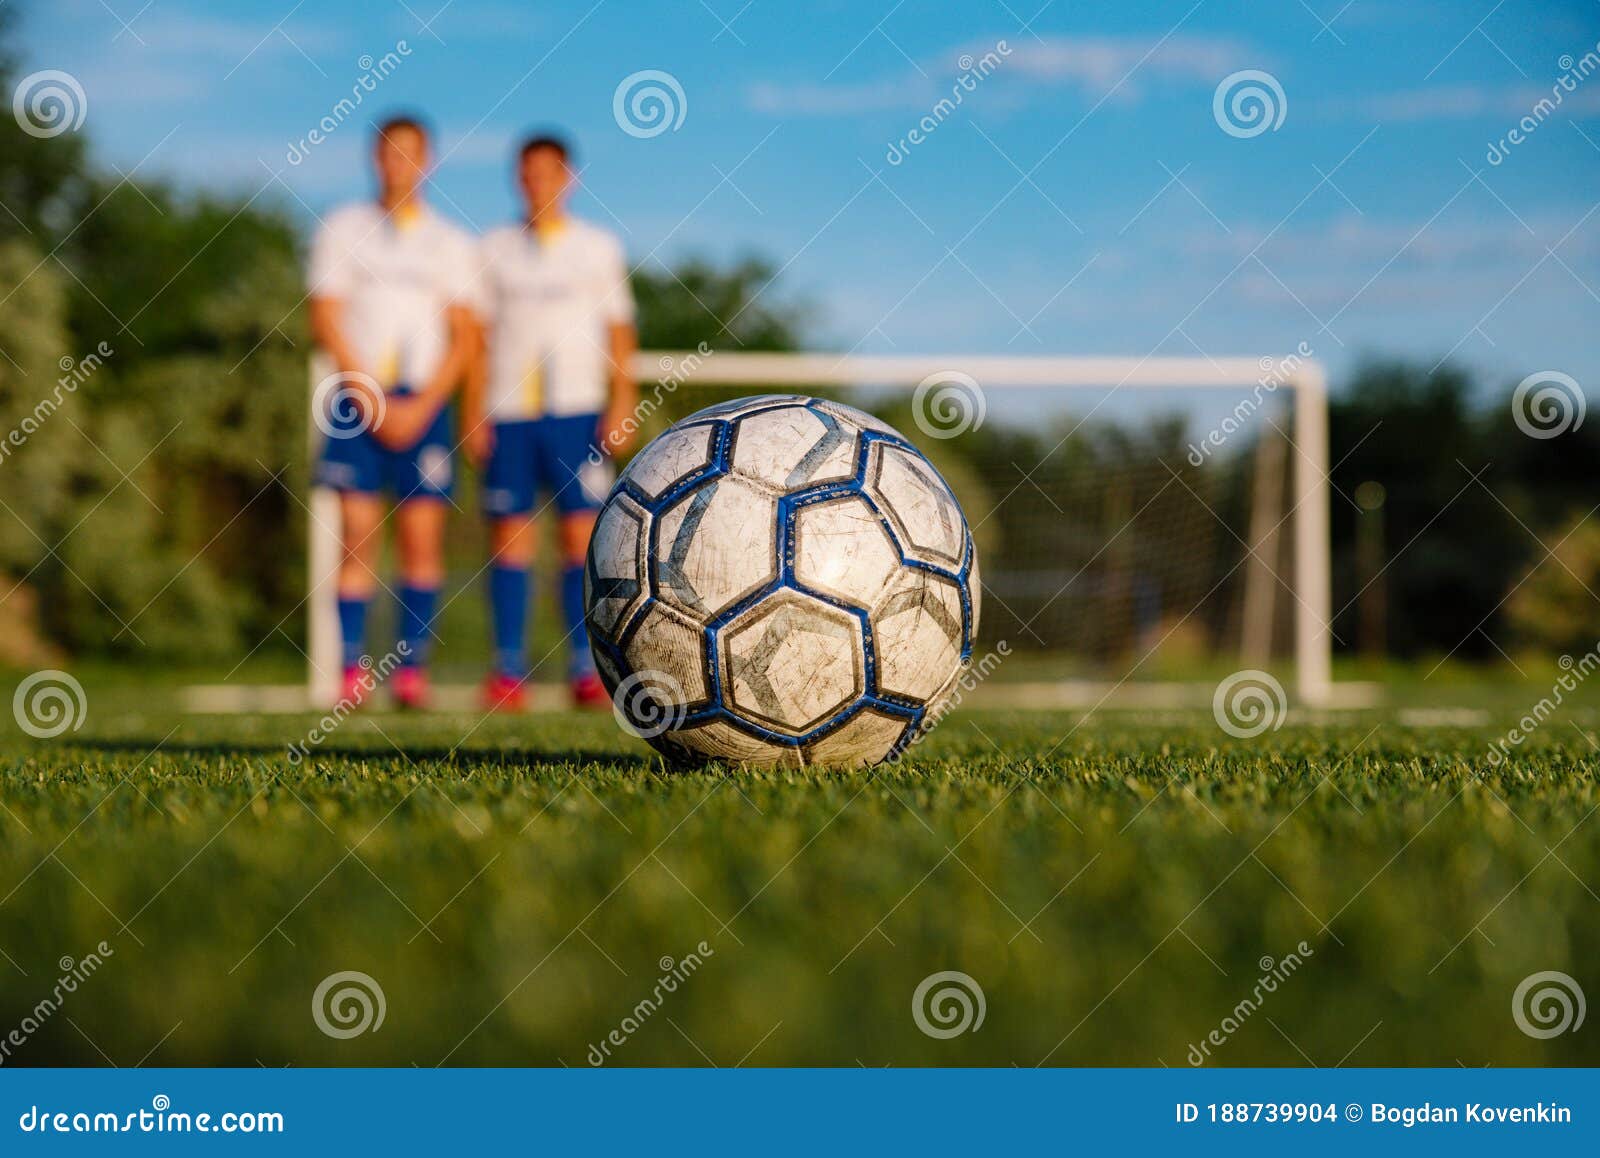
[584,395,980,768]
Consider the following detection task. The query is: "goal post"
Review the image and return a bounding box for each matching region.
[307,353,343,708]
[1291,360,1332,705]
[305,352,1335,707]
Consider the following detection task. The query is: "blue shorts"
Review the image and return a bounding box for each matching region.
[482,414,614,518]
[314,390,454,501]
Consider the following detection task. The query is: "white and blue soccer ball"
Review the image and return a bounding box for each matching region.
[585,395,980,768]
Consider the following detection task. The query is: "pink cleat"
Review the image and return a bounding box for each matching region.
[480,672,528,713]
[392,665,431,711]
[571,672,609,709]
[340,665,372,707]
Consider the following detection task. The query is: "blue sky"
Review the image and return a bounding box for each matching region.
[17,0,1600,395]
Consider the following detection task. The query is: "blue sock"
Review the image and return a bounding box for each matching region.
[337,596,368,669]
[489,565,529,679]
[397,585,438,667]
[562,563,595,678]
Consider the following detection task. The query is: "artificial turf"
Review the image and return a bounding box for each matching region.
[1,679,1597,1067]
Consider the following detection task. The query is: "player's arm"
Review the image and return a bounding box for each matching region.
[460,313,492,467]
[308,295,386,429]
[456,235,494,465]
[417,302,477,410]
[370,227,481,450]
[597,239,639,457]
[307,217,385,427]
[599,319,639,457]
[308,297,358,376]
[367,303,474,451]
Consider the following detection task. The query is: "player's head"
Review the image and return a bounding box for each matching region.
[372,114,432,202]
[516,133,574,219]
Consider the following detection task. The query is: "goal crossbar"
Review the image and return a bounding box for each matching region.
[305,352,1333,707]
[645,351,1297,389]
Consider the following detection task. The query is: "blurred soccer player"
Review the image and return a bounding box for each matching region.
[464,133,638,711]
[307,115,477,709]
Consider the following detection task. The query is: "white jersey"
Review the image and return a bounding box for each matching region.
[307,202,477,391]
[475,217,635,421]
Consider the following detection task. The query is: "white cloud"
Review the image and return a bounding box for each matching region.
[1181,212,1600,281]
[747,34,1253,116]
[747,78,934,115]
[124,12,341,60]
[997,35,1245,90]
[1329,83,1600,122]
[68,13,345,109]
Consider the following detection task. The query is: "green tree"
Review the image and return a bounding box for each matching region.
[0,13,309,661]
[0,8,90,245]
[0,240,74,665]
[633,255,812,354]
[1328,360,1526,658]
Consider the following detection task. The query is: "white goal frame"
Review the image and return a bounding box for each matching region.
[305,353,1332,707]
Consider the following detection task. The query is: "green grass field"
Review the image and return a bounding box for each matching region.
[1,671,1597,1067]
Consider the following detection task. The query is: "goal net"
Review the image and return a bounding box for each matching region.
[301,351,1333,709]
